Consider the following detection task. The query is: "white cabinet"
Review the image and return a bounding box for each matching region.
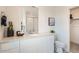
[0,40,19,53]
[20,35,54,53]
[0,48,19,53]
[0,34,55,53]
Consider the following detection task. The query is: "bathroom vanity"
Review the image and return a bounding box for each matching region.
[0,33,55,53]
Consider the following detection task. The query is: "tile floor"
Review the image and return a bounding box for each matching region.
[70,42,79,53]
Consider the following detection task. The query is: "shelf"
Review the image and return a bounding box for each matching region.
[71,18,79,20]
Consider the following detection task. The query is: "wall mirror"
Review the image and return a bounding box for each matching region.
[26,6,38,34]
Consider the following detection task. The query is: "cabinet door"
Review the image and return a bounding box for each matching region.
[0,40,19,53]
[20,36,54,53]
[0,48,19,53]
[20,38,39,53]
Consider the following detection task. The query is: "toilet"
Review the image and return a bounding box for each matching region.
[55,41,67,53]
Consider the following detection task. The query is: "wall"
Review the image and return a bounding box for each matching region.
[38,7,55,33]
[0,7,7,40]
[25,6,38,17]
[0,6,38,38]
[38,7,70,51]
[6,7,25,34]
[6,6,38,35]
[54,7,70,51]
[0,7,26,37]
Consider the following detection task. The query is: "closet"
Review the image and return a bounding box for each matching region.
[70,7,79,44]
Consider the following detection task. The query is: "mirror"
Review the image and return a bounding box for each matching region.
[26,6,38,34]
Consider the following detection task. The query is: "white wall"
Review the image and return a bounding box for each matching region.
[38,7,70,51]
[0,6,26,36]
[54,7,70,51]
[6,7,25,33]
[0,6,38,38]
[0,7,7,40]
[6,6,38,35]
[25,6,38,17]
[38,7,55,33]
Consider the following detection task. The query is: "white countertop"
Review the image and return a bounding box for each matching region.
[0,33,55,43]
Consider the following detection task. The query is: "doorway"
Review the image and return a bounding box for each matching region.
[70,7,79,53]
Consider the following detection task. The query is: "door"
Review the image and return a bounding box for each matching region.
[20,35,54,53]
[0,40,19,53]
